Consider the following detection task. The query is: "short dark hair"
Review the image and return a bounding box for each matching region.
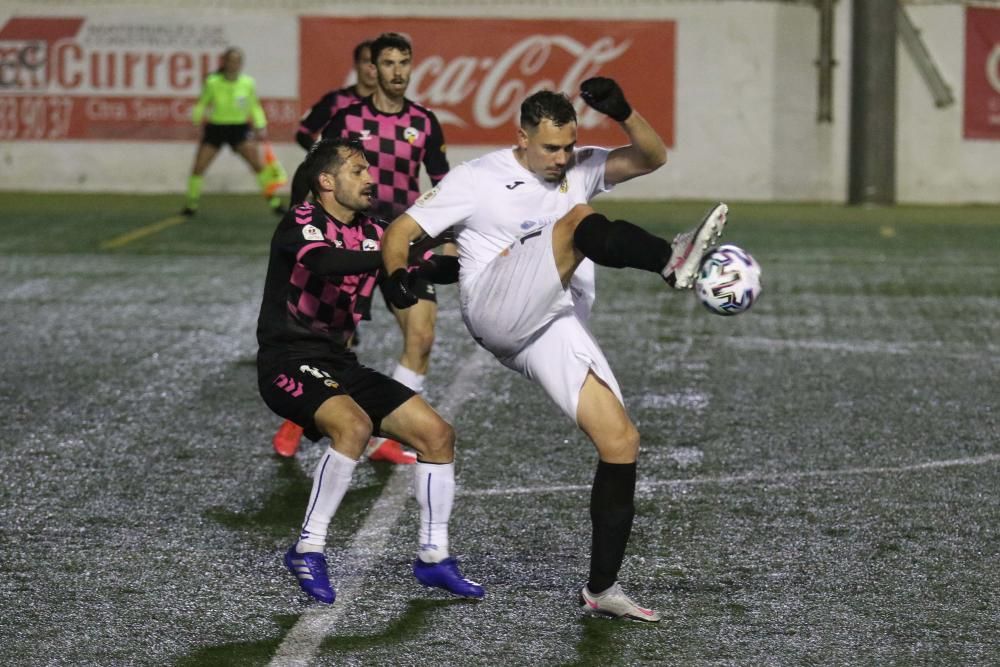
[290,137,366,204]
[216,46,243,74]
[370,32,412,63]
[352,40,373,64]
[519,90,577,130]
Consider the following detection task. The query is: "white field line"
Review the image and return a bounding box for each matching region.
[460,452,1000,498]
[721,335,1000,361]
[268,348,493,667]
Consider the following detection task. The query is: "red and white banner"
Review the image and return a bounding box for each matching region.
[964,6,1000,140]
[0,14,299,141]
[299,17,676,147]
[0,14,675,146]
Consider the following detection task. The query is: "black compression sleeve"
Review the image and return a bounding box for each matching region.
[414,255,459,284]
[573,212,670,273]
[299,247,382,276]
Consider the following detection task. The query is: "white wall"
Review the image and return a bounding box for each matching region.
[1,1,996,203]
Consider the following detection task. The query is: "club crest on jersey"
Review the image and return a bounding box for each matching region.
[358,129,373,141]
[333,239,344,248]
[302,224,324,241]
[362,238,379,251]
[403,127,420,144]
[415,186,439,206]
[559,178,569,193]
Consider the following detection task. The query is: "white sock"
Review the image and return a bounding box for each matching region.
[414,461,454,563]
[296,447,357,553]
[392,363,425,394]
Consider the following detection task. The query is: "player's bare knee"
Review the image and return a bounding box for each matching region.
[593,422,640,463]
[416,418,455,462]
[318,413,372,455]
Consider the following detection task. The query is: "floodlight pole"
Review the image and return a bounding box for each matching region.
[848,0,897,205]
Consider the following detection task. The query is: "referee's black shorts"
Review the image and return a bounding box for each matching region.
[257,348,415,442]
[202,123,253,149]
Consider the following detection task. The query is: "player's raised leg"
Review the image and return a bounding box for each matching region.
[379,396,484,599]
[551,202,728,290]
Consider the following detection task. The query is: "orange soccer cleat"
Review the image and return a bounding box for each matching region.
[272,420,304,458]
[366,437,417,464]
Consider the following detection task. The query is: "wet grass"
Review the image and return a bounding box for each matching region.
[0,194,998,666]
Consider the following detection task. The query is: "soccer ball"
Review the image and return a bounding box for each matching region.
[694,244,762,316]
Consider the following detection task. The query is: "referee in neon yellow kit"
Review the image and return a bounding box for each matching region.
[183,47,284,217]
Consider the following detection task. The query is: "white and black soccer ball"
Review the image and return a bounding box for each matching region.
[694,244,762,316]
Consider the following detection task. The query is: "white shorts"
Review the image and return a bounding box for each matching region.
[570,259,596,323]
[461,224,622,423]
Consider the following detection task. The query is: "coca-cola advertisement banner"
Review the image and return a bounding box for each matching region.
[299,17,676,147]
[964,6,1000,140]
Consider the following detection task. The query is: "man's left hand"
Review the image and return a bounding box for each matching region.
[580,77,632,122]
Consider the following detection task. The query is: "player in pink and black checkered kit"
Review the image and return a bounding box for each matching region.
[321,34,449,222]
[294,40,378,151]
[273,32,452,465]
[257,137,480,605]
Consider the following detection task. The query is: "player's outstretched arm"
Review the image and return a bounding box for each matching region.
[580,77,666,187]
[381,213,427,308]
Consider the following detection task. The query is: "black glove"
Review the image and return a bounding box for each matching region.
[580,77,632,122]
[382,268,419,309]
[414,255,460,285]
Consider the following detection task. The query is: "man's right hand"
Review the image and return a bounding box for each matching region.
[383,268,419,309]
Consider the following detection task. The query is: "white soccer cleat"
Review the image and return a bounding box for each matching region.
[662,202,728,289]
[579,582,661,622]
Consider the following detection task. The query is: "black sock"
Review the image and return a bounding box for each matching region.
[573,213,670,273]
[588,460,637,594]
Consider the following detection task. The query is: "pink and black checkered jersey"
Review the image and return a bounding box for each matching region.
[321,96,449,220]
[257,201,385,354]
[296,85,364,149]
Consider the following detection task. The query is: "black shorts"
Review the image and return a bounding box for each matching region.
[380,275,437,312]
[202,123,253,149]
[257,349,415,442]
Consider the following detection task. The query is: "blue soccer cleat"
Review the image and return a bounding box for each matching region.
[413,557,484,599]
[284,545,336,604]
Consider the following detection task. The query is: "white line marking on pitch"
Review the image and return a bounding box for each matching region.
[268,348,492,667]
[460,452,1000,498]
[721,335,999,361]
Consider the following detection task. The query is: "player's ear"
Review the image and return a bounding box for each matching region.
[516,126,529,150]
[317,170,336,192]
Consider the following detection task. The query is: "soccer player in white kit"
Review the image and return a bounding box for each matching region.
[381,78,728,621]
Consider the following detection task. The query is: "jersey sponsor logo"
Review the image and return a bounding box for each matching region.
[302,224,324,241]
[505,180,524,190]
[403,126,420,144]
[358,129,373,141]
[362,238,379,251]
[415,186,439,206]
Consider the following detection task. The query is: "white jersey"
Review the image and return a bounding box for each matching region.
[407,146,612,291]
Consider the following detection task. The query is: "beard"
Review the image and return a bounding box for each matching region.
[378,72,408,93]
